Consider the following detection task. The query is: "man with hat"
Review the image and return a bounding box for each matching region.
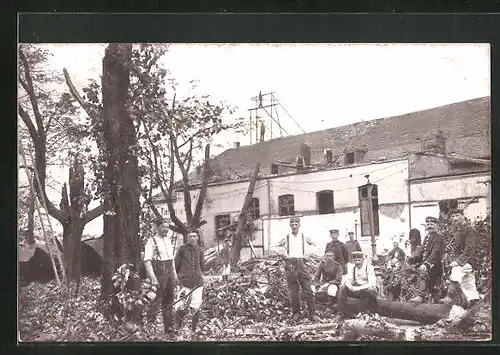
[325,229,349,273]
[408,216,445,303]
[274,216,318,322]
[345,231,362,262]
[337,251,378,317]
[438,209,480,307]
[144,216,179,334]
[312,251,344,307]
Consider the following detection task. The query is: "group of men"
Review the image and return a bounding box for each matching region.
[274,217,377,321]
[143,207,481,334]
[274,209,481,322]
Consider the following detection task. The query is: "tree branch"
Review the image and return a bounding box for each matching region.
[171,135,193,224]
[63,68,99,120]
[82,204,104,224]
[193,144,210,226]
[19,50,44,138]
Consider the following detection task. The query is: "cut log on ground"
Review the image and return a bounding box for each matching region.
[341,297,452,324]
[278,322,339,334]
[340,319,406,341]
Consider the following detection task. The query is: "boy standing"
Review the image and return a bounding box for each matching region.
[174,229,205,333]
[274,216,317,322]
[221,237,232,282]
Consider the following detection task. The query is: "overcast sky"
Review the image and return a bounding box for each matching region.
[23,43,490,236]
[46,43,490,151]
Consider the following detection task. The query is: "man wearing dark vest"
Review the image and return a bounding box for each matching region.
[325,229,349,273]
[144,216,179,334]
[408,216,445,303]
[274,216,317,322]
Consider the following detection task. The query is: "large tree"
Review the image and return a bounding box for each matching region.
[76,44,245,246]
[99,43,141,298]
[18,44,103,285]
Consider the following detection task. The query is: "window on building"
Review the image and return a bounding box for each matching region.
[249,198,260,219]
[278,194,295,216]
[358,184,380,236]
[345,152,355,165]
[317,190,334,214]
[271,163,279,174]
[215,214,231,240]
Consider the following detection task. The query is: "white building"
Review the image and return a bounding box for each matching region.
[155,96,491,261]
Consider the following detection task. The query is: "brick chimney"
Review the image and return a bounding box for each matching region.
[300,143,311,166]
[421,130,446,155]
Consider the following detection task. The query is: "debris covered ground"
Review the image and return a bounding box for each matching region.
[18,254,492,342]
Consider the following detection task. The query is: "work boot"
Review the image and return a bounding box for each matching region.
[175,309,186,330]
[191,311,200,332]
[409,295,424,303]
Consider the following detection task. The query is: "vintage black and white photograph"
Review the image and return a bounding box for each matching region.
[17,43,491,342]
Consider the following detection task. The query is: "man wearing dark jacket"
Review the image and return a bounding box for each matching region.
[325,229,349,273]
[345,231,362,262]
[408,216,445,303]
[438,209,481,307]
[174,229,205,332]
[313,251,344,305]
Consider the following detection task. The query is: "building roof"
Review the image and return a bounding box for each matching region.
[187,96,490,186]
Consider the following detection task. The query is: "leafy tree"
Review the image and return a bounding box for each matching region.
[18,44,103,287]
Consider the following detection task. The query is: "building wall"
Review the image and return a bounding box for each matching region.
[166,159,409,249]
[409,171,491,238]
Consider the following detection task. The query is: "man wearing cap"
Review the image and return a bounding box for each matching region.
[337,251,378,316]
[274,216,318,322]
[325,229,349,273]
[144,216,179,334]
[408,216,445,303]
[313,251,344,307]
[345,231,362,262]
[438,209,480,307]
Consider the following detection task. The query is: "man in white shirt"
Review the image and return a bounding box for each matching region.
[274,216,317,322]
[337,251,378,317]
[144,216,179,334]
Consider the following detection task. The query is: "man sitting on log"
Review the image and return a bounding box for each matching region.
[408,216,445,303]
[386,239,406,270]
[312,251,343,307]
[438,209,481,308]
[337,251,378,317]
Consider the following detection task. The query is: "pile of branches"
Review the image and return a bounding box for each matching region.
[381,216,492,302]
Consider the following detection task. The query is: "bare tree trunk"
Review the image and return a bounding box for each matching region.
[232,163,261,266]
[101,43,140,301]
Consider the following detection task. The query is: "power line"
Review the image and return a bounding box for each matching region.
[273,96,306,134]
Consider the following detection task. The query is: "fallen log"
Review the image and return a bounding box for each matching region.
[278,322,339,333]
[341,297,452,324]
[340,319,406,341]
